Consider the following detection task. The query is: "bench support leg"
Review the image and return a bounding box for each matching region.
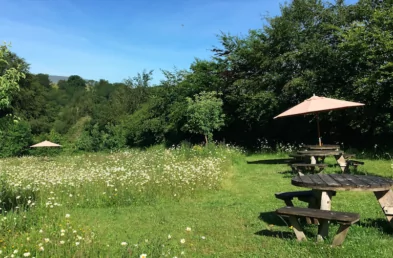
[334,154,347,173]
[288,216,307,241]
[284,199,294,207]
[316,190,332,241]
[332,224,351,246]
[374,190,393,226]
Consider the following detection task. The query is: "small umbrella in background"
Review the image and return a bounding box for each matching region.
[30,140,62,148]
[274,95,365,146]
[30,140,62,160]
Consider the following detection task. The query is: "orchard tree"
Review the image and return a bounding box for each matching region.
[183,91,225,144]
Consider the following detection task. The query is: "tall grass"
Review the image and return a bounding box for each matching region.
[0,144,242,257]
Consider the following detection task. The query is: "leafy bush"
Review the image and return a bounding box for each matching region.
[0,119,32,157]
[101,123,126,150]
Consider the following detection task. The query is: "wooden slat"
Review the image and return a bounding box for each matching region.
[291,163,328,167]
[318,174,341,187]
[357,176,384,187]
[299,175,315,185]
[275,191,314,200]
[343,154,356,159]
[297,150,343,156]
[347,160,364,165]
[330,174,357,187]
[276,206,359,223]
[292,174,393,191]
[367,176,393,187]
[341,174,370,188]
[304,145,340,151]
[309,174,327,186]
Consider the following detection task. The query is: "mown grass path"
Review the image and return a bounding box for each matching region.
[73,154,393,257]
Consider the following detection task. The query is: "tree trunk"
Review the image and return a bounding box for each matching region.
[204,134,208,145]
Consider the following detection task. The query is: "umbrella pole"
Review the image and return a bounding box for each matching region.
[316,114,322,146]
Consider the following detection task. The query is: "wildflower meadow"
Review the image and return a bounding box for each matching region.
[1,144,393,257]
[0,145,242,257]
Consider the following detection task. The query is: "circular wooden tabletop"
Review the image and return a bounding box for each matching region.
[303,145,340,151]
[292,174,393,191]
[297,150,343,156]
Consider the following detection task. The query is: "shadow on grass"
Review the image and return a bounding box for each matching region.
[247,158,294,165]
[254,229,294,239]
[257,212,317,240]
[359,218,393,234]
[258,211,287,226]
[256,211,294,239]
[278,170,295,178]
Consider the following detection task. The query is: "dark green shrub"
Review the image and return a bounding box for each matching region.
[0,119,33,157]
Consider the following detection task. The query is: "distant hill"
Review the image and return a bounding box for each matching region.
[49,75,69,83]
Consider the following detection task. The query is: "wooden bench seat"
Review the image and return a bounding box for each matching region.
[275,190,316,207]
[276,206,360,246]
[275,190,336,212]
[347,160,364,167]
[290,163,328,174]
[343,154,356,159]
[344,160,364,173]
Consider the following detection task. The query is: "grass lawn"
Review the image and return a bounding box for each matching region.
[1,147,393,257]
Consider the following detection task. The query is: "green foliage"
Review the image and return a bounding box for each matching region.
[0,43,26,113]
[122,104,166,147]
[337,5,393,136]
[183,91,225,144]
[1,0,393,155]
[0,119,32,157]
[101,123,127,150]
[75,123,102,152]
[76,130,95,152]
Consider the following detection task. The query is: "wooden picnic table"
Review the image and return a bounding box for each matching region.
[290,150,347,172]
[292,174,393,239]
[303,145,340,151]
[297,150,343,156]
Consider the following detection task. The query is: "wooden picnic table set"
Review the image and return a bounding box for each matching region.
[272,146,393,246]
[287,144,364,174]
[268,94,392,246]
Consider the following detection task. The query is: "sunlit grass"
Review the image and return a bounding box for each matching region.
[0,146,392,257]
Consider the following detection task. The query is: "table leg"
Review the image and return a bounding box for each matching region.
[374,190,393,226]
[334,154,347,173]
[315,190,333,241]
[310,155,317,164]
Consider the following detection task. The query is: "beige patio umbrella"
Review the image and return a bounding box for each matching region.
[30,140,62,148]
[274,95,365,146]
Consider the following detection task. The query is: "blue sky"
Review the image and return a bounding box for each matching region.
[1,0,358,84]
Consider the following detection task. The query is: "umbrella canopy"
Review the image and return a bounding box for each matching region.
[30,140,62,148]
[274,95,365,146]
[274,95,364,119]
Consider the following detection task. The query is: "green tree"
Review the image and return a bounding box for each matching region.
[0,43,26,114]
[183,91,225,144]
